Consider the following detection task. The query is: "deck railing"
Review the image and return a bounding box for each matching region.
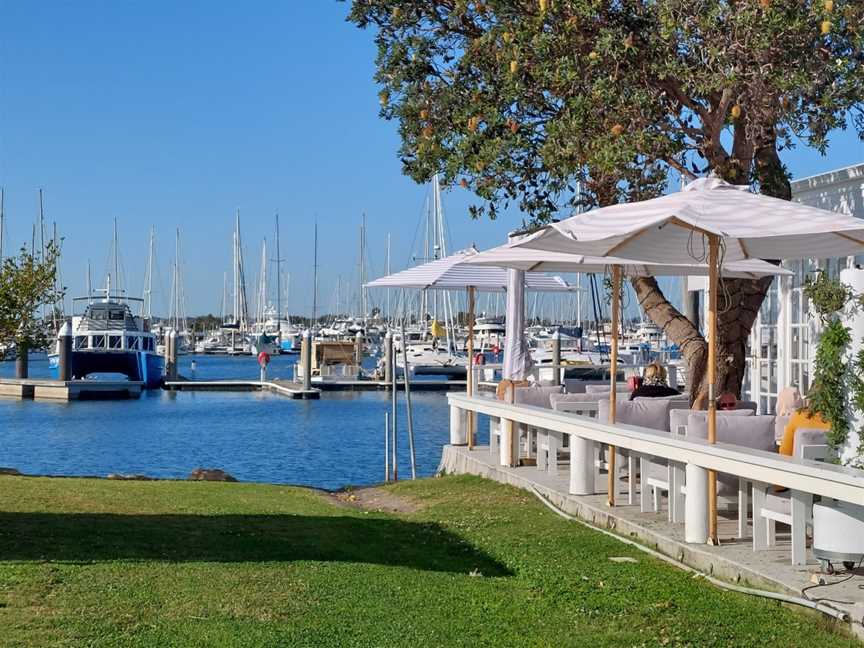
[447,393,864,548]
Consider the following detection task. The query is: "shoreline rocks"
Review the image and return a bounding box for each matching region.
[189,468,238,482]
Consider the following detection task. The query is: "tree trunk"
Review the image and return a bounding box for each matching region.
[631,275,772,408]
[630,276,707,401]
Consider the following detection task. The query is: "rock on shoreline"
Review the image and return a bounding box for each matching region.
[189,468,238,482]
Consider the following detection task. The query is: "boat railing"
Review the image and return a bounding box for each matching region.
[447,392,864,549]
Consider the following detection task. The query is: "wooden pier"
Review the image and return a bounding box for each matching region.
[0,378,144,401]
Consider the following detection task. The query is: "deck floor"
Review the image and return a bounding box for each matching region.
[440,444,864,633]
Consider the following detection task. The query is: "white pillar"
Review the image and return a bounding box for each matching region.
[685,463,709,544]
[450,405,467,445]
[569,435,595,495]
[840,268,864,465]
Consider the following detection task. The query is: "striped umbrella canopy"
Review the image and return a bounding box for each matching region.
[365,247,574,291]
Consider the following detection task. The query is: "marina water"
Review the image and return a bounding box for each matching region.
[0,355,482,490]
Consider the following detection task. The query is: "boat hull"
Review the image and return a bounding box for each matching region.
[49,351,165,389]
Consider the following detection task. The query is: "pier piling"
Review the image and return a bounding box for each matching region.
[58,319,73,381]
[301,329,312,391]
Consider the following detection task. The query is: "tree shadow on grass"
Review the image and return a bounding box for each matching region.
[0,513,511,576]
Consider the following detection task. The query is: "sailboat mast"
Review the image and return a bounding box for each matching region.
[385,233,391,323]
[38,188,45,264]
[359,213,367,323]
[312,220,318,326]
[86,260,92,305]
[112,217,120,299]
[275,212,282,334]
[0,187,4,264]
[143,227,155,319]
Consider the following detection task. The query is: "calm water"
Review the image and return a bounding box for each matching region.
[0,355,484,490]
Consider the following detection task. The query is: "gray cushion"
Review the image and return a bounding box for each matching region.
[687,415,776,498]
[514,385,563,409]
[793,428,829,458]
[736,400,758,413]
[585,383,630,394]
[549,392,599,408]
[670,408,753,437]
[599,398,672,432]
[687,415,776,452]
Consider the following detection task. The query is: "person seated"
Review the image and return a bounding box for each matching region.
[628,363,680,400]
[778,401,830,457]
[717,392,738,411]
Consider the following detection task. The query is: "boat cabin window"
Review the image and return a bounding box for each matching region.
[92,335,106,349]
[74,336,88,349]
[143,337,154,351]
[108,309,125,321]
[127,336,140,350]
[108,335,122,349]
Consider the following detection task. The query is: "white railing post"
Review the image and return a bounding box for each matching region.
[685,463,709,544]
[450,404,467,446]
[500,419,519,467]
[569,434,595,495]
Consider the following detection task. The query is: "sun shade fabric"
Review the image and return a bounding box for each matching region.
[502,268,534,380]
[365,247,573,291]
[465,242,791,278]
[512,177,864,263]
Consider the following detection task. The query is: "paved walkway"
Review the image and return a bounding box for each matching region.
[440,444,864,635]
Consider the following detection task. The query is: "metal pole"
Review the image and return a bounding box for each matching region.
[466,286,475,449]
[385,411,390,482]
[391,334,398,481]
[707,234,720,543]
[401,324,417,479]
[607,266,622,507]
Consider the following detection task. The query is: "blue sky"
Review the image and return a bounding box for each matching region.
[1,2,862,317]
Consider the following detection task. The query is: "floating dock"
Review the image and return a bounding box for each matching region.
[164,378,465,395]
[163,380,320,399]
[0,378,143,401]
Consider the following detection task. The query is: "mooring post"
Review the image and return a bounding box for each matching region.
[58,319,73,381]
[301,329,312,391]
[383,331,393,386]
[167,329,178,381]
[15,341,28,379]
[354,330,364,369]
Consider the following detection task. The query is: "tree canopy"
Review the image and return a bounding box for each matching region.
[0,244,64,351]
[350,0,864,220]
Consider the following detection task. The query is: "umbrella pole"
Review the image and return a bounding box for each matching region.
[608,265,622,507]
[467,286,476,449]
[707,234,719,543]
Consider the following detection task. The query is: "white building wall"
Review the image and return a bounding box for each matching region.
[745,163,864,413]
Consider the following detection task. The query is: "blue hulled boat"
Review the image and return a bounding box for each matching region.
[49,295,164,389]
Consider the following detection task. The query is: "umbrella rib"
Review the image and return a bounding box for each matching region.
[737,238,751,259]
[835,232,864,246]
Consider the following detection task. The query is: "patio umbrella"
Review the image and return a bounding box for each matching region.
[468,240,791,506]
[508,177,864,538]
[366,247,573,450]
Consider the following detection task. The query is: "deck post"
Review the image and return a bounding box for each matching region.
[15,341,28,379]
[685,463,709,544]
[449,404,467,445]
[569,434,595,495]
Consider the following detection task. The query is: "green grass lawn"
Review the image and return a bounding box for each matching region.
[0,474,855,647]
